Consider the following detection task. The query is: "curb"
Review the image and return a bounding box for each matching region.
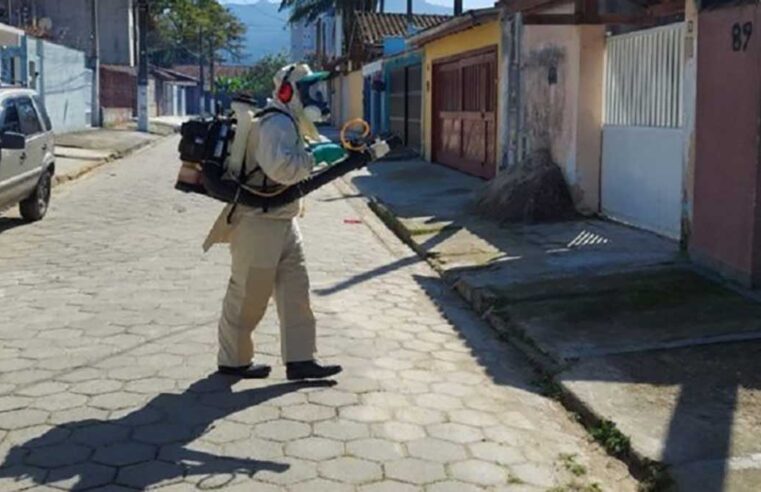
[52,132,176,189]
[336,174,672,491]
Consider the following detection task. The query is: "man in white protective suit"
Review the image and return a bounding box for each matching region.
[203,63,348,379]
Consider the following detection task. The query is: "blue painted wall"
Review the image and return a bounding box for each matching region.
[28,38,93,134]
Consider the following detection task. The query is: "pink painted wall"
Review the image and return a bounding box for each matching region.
[692,4,761,286]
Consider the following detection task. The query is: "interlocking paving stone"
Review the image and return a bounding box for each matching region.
[385,458,447,485]
[319,456,382,484]
[284,437,344,461]
[346,438,405,462]
[407,438,468,463]
[449,459,509,486]
[0,138,638,491]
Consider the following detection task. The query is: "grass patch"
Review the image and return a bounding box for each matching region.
[548,481,603,492]
[590,420,631,457]
[559,453,587,476]
[407,224,460,237]
[507,473,524,484]
[533,375,563,400]
[637,461,674,492]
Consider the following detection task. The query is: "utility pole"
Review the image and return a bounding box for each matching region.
[90,0,101,127]
[208,37,215,114]
[406,0,413,34]
[137,0,149,132]
[198,26,205,114]
[454,0,463,15]
[379,0,385,13]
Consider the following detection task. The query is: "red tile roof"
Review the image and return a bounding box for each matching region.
[355,12,451,46]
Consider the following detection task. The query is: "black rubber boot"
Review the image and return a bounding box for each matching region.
[217,363,271,379]
[286,361,343,380]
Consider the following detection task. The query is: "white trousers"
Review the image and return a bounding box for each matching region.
[217,215,316,367]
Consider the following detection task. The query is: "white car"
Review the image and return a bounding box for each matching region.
[0,88,55,221]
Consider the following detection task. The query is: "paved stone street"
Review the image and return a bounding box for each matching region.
[0,137,637,491]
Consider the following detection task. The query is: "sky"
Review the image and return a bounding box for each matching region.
[218,0,496,7]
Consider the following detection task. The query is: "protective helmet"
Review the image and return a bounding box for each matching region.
[273,63,331,123]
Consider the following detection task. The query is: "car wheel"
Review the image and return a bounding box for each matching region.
[19,170,52,221]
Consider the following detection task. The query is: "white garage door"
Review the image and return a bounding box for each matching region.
[602,23,685,239]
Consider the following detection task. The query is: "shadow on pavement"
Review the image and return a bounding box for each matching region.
[0,375,336,490]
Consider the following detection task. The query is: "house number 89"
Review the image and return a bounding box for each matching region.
[732,22,753,51]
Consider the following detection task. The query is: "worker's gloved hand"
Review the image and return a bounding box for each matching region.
[312,143,347,167]
[370,138,391,161]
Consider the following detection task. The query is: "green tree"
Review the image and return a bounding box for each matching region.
[216,53,290,102]
[148,0,246,67]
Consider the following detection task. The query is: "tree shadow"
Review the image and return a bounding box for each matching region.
[0,375,336,490]
[313,226,461,297]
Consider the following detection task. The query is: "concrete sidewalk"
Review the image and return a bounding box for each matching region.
[342,158,761,491]
[53,116,186,186]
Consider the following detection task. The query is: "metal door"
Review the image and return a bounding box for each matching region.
[388,67,406,146]
[602,23,685,239]
[388,63,423,154]
[406,64,422,152]
[16,96,46,179]
[0,99,28,205]
[432,47,497,179]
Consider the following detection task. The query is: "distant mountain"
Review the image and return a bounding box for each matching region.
[225,2,291,64]
[383,0,452,15]
[224,0,456,64]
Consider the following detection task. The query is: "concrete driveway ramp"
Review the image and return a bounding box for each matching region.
[496,267,761,491]
[562,341,761,492]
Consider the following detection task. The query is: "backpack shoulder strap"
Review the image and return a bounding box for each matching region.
[255,107,297,128]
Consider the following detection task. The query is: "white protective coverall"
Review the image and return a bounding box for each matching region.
[203,96,318,368]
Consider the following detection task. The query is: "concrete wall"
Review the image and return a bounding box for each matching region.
[102,107,132,126]
[32,38,92,133]
[35,0,134,66]
[681,0,699,243]
[691,3,761,287]
[422,20,501,162]
[521,24,604,214]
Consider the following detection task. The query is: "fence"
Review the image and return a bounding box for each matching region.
[604,23,685,128]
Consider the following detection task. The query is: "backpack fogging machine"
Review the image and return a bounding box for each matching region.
[174,98,393,210]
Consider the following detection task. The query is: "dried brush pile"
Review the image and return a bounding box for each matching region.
[473,150,577,224]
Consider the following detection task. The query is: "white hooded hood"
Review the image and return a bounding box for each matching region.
[272,63,325,143]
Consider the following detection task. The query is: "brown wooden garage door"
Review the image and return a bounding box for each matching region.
[432,46,497,179]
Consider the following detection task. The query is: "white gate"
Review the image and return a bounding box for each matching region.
[602,23,685,239]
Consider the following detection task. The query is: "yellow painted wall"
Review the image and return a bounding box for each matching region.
[330,70,364,127]
[422,20,501,162]
[343,69,364,123]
